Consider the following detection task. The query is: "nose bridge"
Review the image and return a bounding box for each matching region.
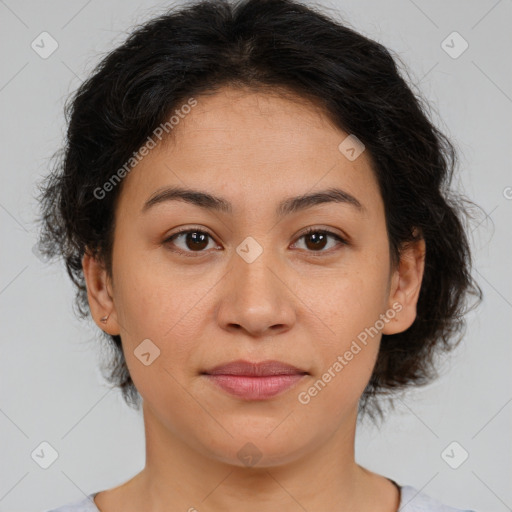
[233,237,279,295]
[233,235,283,305]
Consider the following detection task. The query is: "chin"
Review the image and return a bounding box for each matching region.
[196,431,312,470]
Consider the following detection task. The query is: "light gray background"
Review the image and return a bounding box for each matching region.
[0,0,511,511]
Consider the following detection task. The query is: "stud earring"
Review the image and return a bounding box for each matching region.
[100,314,109,323]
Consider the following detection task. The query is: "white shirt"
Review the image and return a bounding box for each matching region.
[43,484,477,511]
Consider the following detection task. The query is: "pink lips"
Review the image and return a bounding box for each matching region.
[202,360,308,400]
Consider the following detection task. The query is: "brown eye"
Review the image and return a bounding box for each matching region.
[304,231,328,250]
[165,229,217,254]
[293,228,346,253]
[182,231,210,251]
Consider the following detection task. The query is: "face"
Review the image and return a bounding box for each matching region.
[84,86,423,468]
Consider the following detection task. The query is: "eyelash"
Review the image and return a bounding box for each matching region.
[163,226,348,258]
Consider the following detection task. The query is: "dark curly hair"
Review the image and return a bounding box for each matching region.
[37,0,483,421]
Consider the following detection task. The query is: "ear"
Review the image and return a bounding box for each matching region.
[382,234,426,335]
[82,251,120,336]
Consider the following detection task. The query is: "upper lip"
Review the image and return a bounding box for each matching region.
[203,359,308,376]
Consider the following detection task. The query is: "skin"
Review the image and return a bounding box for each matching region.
[82,85,425,512]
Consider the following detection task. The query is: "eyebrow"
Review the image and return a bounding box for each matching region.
[142,185,365,216]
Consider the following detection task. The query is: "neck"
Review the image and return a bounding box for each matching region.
[110,400,396,512]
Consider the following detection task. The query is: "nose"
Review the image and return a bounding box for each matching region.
[215,246,296,338]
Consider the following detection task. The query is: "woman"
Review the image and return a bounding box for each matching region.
[38,0,482,510]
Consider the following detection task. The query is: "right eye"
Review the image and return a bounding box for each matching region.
[163,228,220,257]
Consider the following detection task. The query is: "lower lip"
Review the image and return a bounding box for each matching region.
[204,374,306,400]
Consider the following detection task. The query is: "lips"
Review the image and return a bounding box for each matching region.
[202,360,308,400]
[203,359,308,377]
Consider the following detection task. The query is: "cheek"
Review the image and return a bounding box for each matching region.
[296,277,384,417]
[111,247,220,396]
[304,252,391,347]
[295,349,377,432]
[296,250,390,401]
[112,242,214,338]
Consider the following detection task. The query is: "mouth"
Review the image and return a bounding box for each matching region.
[201,360,309,401]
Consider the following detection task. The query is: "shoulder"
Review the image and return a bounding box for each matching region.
[42,486,477,512]
[42,493,99,512]
[399,485,477,512]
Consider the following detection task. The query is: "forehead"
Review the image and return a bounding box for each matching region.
[118,86,381,217]
[171,86,350,159]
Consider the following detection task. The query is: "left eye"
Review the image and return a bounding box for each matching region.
[292,228,346,253]
[163,228,346,256]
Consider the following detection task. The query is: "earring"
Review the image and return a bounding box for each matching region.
[100,314,109,323]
